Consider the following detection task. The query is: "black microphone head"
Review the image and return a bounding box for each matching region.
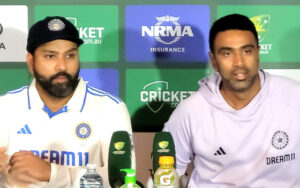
[152,131,176,174]
[108,131,132,187]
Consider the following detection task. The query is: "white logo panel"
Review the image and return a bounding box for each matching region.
[0,5,28,62]
[265,69,300,82]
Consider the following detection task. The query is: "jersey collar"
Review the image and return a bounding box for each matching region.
[27,78,88,113]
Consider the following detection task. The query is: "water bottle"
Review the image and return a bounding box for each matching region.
[153,156,179,188]
[80,163,104,188]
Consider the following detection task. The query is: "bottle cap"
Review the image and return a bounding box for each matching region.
[159,156,174,165]
[86,163,97,170]
[120,169,136,184]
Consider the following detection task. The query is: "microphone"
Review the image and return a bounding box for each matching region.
[108,131,132,188]
[152,131,176,174]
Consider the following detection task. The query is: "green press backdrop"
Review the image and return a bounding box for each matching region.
[1,0,300,132]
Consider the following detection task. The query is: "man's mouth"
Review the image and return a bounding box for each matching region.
[233,70,248,80]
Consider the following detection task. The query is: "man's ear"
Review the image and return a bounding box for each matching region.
[209,51,218,72]
[26,52,34,75]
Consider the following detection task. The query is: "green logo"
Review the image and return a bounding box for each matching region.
[250,15,270,42]
[66,17,103,45]
[218,5,300,63]
[126,69,209,131]
[140,80,194,113]
[35,5,119,63]
[159,141,169,149]
[114,142,125,151]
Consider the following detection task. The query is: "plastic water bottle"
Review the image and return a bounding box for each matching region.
[80,163,104,188]
[153,156,179,188]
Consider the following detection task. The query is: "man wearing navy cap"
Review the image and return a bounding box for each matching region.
[0,16,135,187]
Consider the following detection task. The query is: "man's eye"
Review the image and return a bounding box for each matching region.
[45,55,54,59]
[66,53,75,58]
[223,52,230,56]
[244,49,253,54]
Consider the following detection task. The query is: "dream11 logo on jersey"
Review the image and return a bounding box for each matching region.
[140,81,195,113]
[250,15,272,55]
[142,15,194,53]
[66,17,104,45]
[0,23,6,50]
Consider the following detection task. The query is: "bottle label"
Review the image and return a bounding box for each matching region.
[80,186,101,188]
[160,174,172,185]
[155,186,176,188]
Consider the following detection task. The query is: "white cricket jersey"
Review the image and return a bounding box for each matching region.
[0,78,135,188]
[164,70,300,187]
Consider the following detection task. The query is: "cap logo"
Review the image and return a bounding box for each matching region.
[48,19,65,31]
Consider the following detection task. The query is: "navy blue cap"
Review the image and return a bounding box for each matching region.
[27,16,83,53]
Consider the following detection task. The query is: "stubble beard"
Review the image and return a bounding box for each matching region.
[222,68,259,93]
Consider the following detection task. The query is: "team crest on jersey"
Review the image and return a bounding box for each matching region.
[75,123,92,139]
[272,130,289,150]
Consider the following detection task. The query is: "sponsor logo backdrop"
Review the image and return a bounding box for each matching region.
[126,68,210,131]
[125,5,210,63]
[0,68,31,94]
[218,5,300,63]
[0,5,28,62]
[35,5,119,63]
[79,68,119,97]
